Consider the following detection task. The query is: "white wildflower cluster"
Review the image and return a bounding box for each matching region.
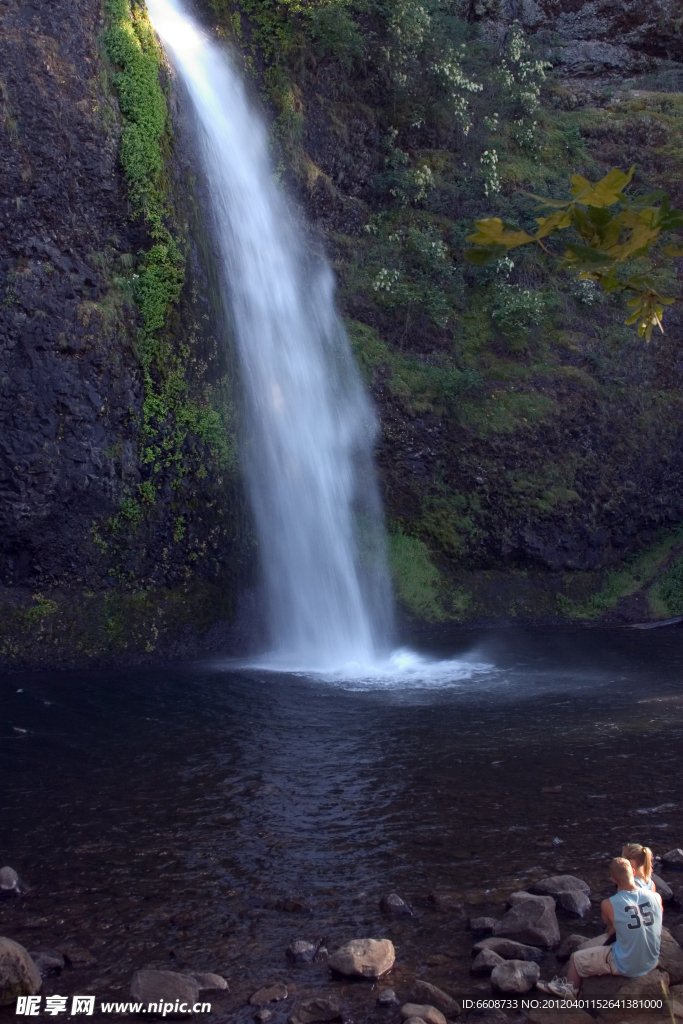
[391,164,435,204]
[432,45,482,134]
[498,23,551,115]
[496,256,515,277]
[484,112,500,132]
[373,268,401,293]
[480,149,500,196]
[513,118,540,153]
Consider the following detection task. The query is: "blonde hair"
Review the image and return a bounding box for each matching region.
[610,857,635,886]
[622,843,653,880]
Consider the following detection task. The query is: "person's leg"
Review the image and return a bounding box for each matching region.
[566,954,581,991]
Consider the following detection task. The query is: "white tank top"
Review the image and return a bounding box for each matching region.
[610,888,662,977]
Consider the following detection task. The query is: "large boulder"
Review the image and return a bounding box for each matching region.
[530,875,590,897]
[581,967,669,999]
[652,873,674,902]
[0,938,41,1006]
[407,980,460,1017]
[662,850,683,869]
[288,998,342,1024]
[526,1011,595,1024]
[490,959,540,993]
[473,936,544,962]
[328,938,394,979]
[556,934,590,961]
[529,875,591,916]
[129,970,199,1018]
[659,927,683,985]
[471,949,505,976]
[493,893,560,949]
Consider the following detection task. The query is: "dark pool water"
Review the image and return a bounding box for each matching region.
[1,626,682,1021]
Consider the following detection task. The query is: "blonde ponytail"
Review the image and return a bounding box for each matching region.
[622,843,654,880]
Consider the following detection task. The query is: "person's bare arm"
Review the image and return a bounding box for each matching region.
[601,898,615,935]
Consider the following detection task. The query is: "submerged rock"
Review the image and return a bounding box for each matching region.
[59,947,97,969]
[490,959,540,993]
[255,1012,274,1024]
[288,996,342,1024]
[469,916,497,937]
[130,970,199,1017]
[493,892,560,948]
[376,988,399,1007]
[328,938,395,978]
[0,869,20,896]
[277,897,313,914]
[250,982,288,1006]
[428,892,465,915]
[192,972,228,991]
[380,893,413,917]
[407,980,461,1017]
[0,938,41,1006]
[286,940,317,964]
[27,950,64,977]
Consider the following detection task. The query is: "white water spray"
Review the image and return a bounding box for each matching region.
[146,0,394,670]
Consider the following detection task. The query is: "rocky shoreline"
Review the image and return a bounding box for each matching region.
[2,851,683,1022]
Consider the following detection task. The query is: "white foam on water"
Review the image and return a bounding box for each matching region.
[245,646,497,690]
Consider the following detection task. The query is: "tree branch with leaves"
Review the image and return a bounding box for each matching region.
[466,167,683,341]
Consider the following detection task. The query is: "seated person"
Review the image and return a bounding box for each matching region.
[622,842,657,891]
[537,856,662,998]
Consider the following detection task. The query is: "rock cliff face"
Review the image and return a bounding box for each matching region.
[0,0,255,668]
[1,0,683,669]
[473,0,682,81]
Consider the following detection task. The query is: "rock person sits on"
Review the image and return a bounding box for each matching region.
[537,856,662,998]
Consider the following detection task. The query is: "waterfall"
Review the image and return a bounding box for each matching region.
[145,0,394,670]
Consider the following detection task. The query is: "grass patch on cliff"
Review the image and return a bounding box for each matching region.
[558,526,683,619]
[347,319,482,413]
[648,554,683,617]
[388,528,470,621]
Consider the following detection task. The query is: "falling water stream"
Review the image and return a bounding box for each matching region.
[146,0,394,671]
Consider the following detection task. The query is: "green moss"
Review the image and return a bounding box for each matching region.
[558,526,683,619]
[346,319,482,414]
[649,555,683,617]
[458,390,557,436]
[419,492,483,557]
[388,528,449,622]
[104,0,170,236]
